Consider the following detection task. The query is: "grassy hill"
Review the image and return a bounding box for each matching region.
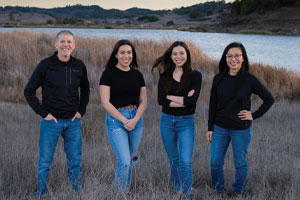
[215,0,300,35]
[0,1,300,35]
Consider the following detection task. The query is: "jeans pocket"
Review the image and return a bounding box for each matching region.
[72,118,81,124]
[42,118,55,125]
[41,118,57,130]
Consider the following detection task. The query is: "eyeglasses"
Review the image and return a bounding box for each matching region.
[226,54,242,60]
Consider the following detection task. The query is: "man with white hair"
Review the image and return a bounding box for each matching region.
[24,30,90,198]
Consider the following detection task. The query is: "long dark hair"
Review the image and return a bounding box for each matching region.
[105,39,138,69]
[152,41,192,94]
[219,42,249,74]
[213,42,250,95]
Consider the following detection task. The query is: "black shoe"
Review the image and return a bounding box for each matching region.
[227,192,241,198]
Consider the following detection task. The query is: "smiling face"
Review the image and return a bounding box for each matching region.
[171,45,187,68]
[226,47,244,75]
[115,45,133,69]
[55,34,75,62]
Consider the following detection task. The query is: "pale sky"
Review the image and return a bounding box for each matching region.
[0,0,233,10]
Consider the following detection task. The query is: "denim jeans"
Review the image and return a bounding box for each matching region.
[210,124,251,194]
[34,118,83,198]
[160,113,195,198]
[105,107,143,194]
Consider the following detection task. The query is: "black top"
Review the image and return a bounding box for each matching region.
[208,72,274,131]
[158,70,202,116]
[24,52,90,119]
[99,66,145,108]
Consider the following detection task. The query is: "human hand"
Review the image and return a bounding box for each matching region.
[188,89,195,97]
[206,131,213,144]
[72,112,82,121]
[124,118,138,131]
[238,110,253,121]
[121,117,129,126]
[166,95,173,100]
[44,113,58,123]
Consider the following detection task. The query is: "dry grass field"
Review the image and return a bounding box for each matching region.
[0,31,299,200]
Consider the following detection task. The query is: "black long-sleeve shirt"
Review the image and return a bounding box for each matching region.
[208,72,274,131]
[24,52,90,119]
[158,70,202,116]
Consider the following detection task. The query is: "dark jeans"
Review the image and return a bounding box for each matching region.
[210,124,251,194]
[34,118,83,197]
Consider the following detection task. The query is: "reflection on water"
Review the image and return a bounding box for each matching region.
[1,27,299,72]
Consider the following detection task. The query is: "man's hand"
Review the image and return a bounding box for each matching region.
[44,113,58,123]
[72,112,82,121]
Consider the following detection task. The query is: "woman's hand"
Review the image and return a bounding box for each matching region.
[238,110,253,121]
[188,89,195,97]
[206,131,213,144]
[166,95,174,101]
[124,118,138,131]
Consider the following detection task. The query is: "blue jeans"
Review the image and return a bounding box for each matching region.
[160,113,195,198]
[210,124,251,194]
[105,108,143,194]
[35,118,83,197]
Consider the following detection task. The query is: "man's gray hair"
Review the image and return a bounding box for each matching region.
[56,30,74,41]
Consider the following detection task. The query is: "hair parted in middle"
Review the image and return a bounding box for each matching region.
[105,39,138,69]
[152,41,193,94]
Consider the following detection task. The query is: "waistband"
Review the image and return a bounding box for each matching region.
[119,105,137,109]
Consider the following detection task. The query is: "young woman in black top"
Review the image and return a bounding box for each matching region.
[99,40,147,195]
[152,41,202,199]
[206,42,274,196]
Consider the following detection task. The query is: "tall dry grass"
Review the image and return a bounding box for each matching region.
[0,99,299,200]
[0,30,299,103]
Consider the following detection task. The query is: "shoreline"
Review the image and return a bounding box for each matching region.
[1,24,300,37]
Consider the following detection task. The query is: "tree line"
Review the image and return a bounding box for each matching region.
[231,0,300,15]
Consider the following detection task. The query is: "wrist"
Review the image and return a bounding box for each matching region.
[121,117,128,124]
[132,117,139,123]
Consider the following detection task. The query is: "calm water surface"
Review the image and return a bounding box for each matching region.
[1,27,299,72]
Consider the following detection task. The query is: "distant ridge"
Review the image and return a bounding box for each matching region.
[1,1,300,35]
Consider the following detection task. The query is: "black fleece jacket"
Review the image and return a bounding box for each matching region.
[24,52,90,119]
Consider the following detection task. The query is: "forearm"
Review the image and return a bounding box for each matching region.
[133,87,147,121]
[133,100,147,122]
[78,73,90,115]
[102,101,128,123]
[24,88,48,118]
[169,101,185,107]
[158,81,171,107]
[252,97,274,119]
[207,90,217,131]
[167,95,184,105]
[78,89,90,116]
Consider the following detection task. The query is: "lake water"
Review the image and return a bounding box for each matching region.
[1,27,299,72]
